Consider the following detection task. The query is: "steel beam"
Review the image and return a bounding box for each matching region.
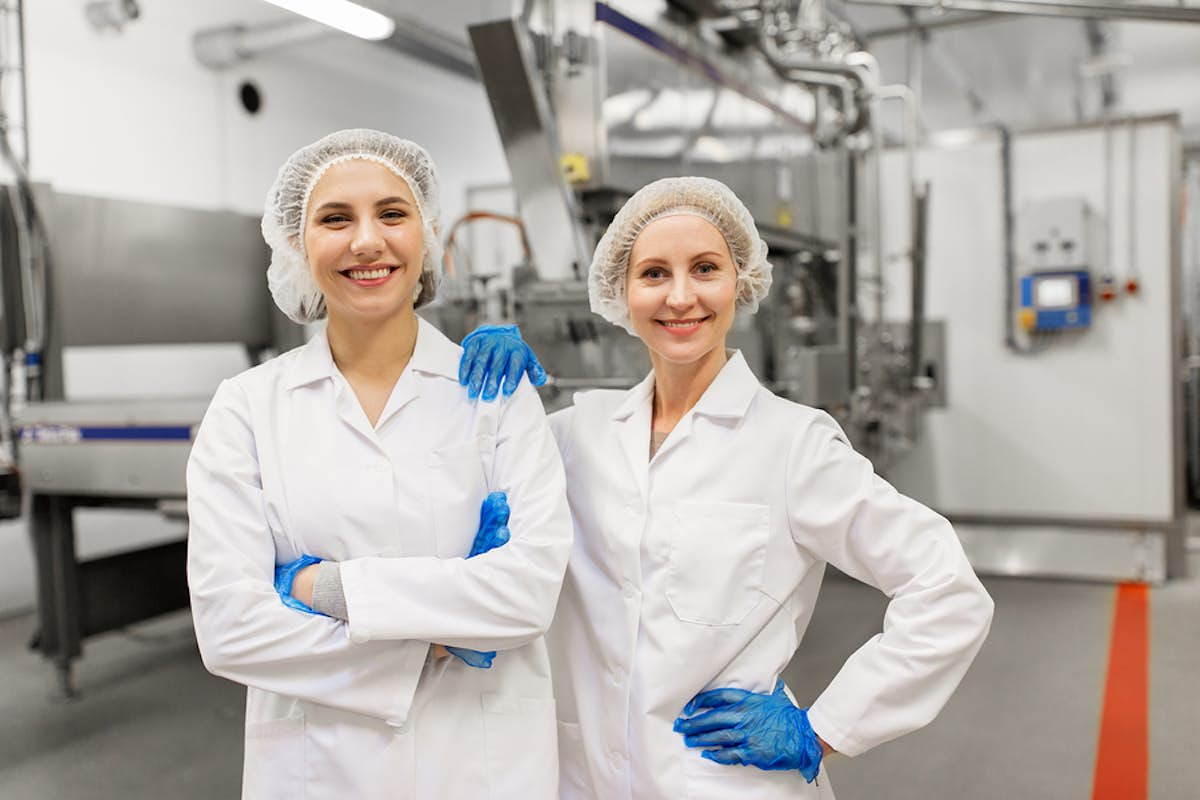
[845,0,1200,23]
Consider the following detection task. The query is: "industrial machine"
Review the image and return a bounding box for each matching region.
[457,0,940,454]
[1,189,296,696]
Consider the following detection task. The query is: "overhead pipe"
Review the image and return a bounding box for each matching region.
[194,15,479,81]
[756,21,875,138]
[193,19,334,69]
[842,0,1200,23]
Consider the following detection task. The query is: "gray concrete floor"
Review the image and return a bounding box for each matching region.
[0,611,243,799]
[785,554,1200,800]
[0,555,1196,799]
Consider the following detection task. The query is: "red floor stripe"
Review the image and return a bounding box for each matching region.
[1091,583,1149,800]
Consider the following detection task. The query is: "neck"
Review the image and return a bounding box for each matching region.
[325,307,419,383]
[649,344,728,432]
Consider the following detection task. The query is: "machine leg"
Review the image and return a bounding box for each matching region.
[54,658,78,701]
[30,494,83,699]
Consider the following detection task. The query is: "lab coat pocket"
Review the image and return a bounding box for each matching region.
[429,441,489,557]
[482,693,558,800]
[243,713,305,799]
[667,501,769,626]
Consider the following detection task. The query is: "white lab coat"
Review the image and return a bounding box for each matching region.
[546,351,994,800]
[186,317,572,800]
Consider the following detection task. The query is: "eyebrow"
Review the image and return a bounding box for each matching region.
[312,197,413,214]
[633,251,727,268]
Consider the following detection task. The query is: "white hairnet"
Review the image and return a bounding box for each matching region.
[262,128,443,323]
[588,176,773,334]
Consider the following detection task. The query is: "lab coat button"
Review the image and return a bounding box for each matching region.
[608,751,624,770]
[622,582,636,599]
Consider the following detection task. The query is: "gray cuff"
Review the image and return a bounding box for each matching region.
[311,561,349,621]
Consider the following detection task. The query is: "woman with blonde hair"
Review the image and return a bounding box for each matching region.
[462,175,994,799]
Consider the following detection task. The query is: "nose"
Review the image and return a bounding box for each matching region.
[666,275,695,310]
[350,218,384,259]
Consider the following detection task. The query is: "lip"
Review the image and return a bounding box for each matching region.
[655,315,711,336]
[340,264,399,287]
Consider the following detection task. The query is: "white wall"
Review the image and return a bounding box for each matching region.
[1,0,511,615]
[25,0,510,219]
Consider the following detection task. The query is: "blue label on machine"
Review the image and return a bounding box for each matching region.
[19,425,195,444]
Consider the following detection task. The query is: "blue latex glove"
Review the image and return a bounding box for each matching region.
[459,325,548,402]
[445,492,512,668]
[674,678,823,783]
[467,491,512,557]
[274,553,324,616]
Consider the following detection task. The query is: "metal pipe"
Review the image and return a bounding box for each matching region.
[193,19,333,69]
[843,0,1200,23]
[995,125,1026,355]
[844,150,859,388]
[868,91,885,326]
[380,16,479,82]
[16,0,27,168]
[759,24,877,92]
[909,184,929,385]
[778,67,861,140]
[757,29,874,137]
[905,13,923,121]
[194,15,479,81]
[864,11,998,40]
[879,84,918,200]
[878,84,920,362]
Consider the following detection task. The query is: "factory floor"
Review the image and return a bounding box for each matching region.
[0,549,1196,799]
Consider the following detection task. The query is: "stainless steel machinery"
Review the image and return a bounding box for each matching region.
[3,190,297,695]
[463,0,940,442]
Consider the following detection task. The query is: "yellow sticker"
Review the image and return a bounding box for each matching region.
[561,153,591,184]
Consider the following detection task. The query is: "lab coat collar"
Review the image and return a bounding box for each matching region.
[611,371,656,421]
[609,350,759,423]
[406,316,462,382]
[610,350,758,501]
[285,328,337,391]
[689,350,759,420]
[284,315,459,391]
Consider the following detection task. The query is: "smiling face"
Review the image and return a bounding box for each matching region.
[302,158,425,325]
[625,213,738,366]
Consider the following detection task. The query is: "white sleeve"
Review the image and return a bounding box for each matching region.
[788,412,994,757]
[338,382,572,650]
[547,404,576,460]
[186,380,428,725]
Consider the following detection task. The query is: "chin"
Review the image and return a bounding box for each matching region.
[648,338,720,366]
[331,296,413,321]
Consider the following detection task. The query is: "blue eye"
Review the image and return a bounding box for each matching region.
[695,262,718,274]
[321,214,350,224]
[381,209,407,220]
[642,267,666,280]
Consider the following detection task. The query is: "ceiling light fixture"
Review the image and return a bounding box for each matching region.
[260,0,395,41]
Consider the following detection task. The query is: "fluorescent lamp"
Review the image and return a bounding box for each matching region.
[262,0,396,41]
